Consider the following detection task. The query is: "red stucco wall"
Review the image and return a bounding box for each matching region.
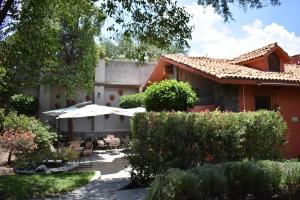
[238,85,300,158]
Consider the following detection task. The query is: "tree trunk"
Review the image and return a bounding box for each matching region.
[7,149,13,164]
[66,99,74,140]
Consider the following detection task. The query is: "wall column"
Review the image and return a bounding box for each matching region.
[38,85,51,122]
[94,59,106,133]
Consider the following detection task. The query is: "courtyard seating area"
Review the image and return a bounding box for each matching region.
[63,134,130,160]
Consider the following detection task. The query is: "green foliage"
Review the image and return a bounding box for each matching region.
[0,67,6,92]
[144,80,198,111]
[1,0,104,98]
[55,147,79,163]
[99,35,188,62]
[147,169,200,200]
[0,172,94,199]
[128,110,287,183]
[147,161,300,200]
[4,112,57,150]
[14,148,79,170]
[119,93,145,108]
[9,93,38,116]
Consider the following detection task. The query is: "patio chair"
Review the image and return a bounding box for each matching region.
[103,134,120,149]
[97,139,106,149]
[69,141,84,154]
[120,136,130,148]
[69,141,81,148]
[82,141,93,156]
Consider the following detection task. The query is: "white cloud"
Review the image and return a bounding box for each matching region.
[185,4,300,58]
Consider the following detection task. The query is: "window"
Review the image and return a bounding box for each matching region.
[165,65,173,75]
[165,65,175,79]
[255,95,271,110]
[268,52,280,72]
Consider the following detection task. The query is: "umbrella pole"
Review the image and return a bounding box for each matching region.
[67,118,74,141]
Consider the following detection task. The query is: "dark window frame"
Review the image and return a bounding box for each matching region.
[255,95,271,110]
[268,52,280,72]
[165,65,174,75]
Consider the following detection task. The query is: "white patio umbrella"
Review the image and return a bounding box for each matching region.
[113,107,146,116]
[43,101,92,117]
[57,104,119,119]
[56,105,146,118]
[43,106,78,116]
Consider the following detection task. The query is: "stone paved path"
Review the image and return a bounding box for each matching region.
[46,169,147,200]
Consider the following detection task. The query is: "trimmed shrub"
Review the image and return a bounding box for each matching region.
[147,169,200,200]
[147,161,300,200]
[9,93,38,116]
[144,80,198,111]
[128,110,287,183]
[120,93,145,108]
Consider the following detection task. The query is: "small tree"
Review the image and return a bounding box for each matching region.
[144,80,198,111]
[0,130,36,164]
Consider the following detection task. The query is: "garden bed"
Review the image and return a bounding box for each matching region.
[14,162,79,174]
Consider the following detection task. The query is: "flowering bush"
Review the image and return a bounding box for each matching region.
[4,111,57,150]
[0,129,37,163]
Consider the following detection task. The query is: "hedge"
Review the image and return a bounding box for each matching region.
[147,161,300,200]
[9,93,38,116]
[128,111,287,183]
[120,93,145,108]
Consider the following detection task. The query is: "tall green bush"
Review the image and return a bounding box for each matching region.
[144,80,198,111]
[147,161,300,200]
[128,110,287,183]
[120,93,145,108]
[9,93,38,116]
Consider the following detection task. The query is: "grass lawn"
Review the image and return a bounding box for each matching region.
[0,171,95,200]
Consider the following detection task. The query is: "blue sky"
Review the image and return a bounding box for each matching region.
[227,0,300,36]
[178,0,300,58]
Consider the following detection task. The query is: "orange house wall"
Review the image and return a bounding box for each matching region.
[244,59,268,71]
[239,85,300,158]
[243,56,285,72]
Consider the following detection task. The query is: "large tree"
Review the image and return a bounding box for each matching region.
[100,35,188,62]
[1,0,103,98]
[0,0,282,97]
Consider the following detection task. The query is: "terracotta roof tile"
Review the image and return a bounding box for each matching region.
[163,54,300,83]
[230,43,278,64]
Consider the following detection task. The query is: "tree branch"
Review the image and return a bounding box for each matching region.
[0,0,15,27]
